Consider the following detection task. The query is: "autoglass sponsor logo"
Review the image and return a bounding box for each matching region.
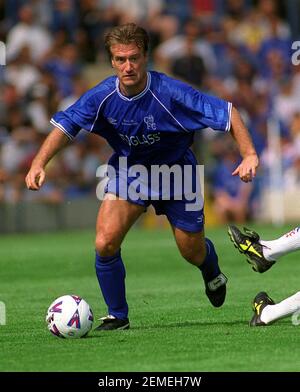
[119,132,160,146]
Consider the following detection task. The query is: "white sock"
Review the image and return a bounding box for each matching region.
[260,227,300,261]
[261,291,300,324]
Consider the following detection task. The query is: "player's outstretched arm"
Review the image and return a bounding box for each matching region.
[25,128,70,191]
[230,106,259,183]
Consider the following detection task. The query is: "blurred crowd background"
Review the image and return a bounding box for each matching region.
[1,0,300,230]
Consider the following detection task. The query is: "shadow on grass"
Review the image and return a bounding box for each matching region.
[132,319,294,330]
[87,318,293,337]
[124,319,247,329]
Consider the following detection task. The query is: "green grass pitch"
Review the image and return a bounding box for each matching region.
[1,225,300,372]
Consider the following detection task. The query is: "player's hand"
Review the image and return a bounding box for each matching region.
[232,154,259,183]
[25,166,46,190]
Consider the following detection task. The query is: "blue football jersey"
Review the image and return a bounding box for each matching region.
[51,71,232,166]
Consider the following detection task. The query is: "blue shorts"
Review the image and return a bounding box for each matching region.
[104,154,204,233]
[150,199,204,233]
[106,182,204,232]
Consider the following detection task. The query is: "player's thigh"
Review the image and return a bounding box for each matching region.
[153,199,206,263]
[96,193,145,247]
[171,226,206,264]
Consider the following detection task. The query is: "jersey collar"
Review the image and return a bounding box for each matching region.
[116,72,151,101]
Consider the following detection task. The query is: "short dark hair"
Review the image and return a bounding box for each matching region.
[104,23,149,58]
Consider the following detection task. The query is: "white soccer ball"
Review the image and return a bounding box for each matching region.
[46,295,93,338]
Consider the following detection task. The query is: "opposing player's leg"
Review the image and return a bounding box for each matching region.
[250,291,300,326]
[94,193,145,330]
[227,225,275,273]
[171,226,227,307]
[259,226,300,261]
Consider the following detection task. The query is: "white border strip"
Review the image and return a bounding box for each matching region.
[225,102,232,132]
[50,118,74,140]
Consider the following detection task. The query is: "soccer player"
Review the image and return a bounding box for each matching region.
[228,225,300,326]
[25,23,258,331]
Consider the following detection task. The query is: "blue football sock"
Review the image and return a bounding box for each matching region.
[199,238,221,284]
[95,250,128,320]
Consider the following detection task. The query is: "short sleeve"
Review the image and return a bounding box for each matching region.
[50,91,98,140]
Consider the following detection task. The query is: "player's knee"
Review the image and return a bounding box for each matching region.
[180,246,206,266]
[95,233,120,257]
